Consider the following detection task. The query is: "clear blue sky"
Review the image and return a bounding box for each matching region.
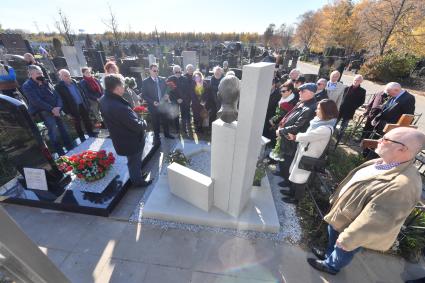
[2,0,327,34]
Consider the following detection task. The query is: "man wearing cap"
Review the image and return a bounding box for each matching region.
[275,83,317,188]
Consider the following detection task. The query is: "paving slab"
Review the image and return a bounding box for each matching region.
[143,265,192,283]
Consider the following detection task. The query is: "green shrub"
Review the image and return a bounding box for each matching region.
[359,53,418,82]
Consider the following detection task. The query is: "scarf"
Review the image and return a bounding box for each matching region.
[278,92,295,106]
[84,76,102,94]
[308,116,337,130]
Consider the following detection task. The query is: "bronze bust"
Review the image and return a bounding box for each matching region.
[217,75,240,123]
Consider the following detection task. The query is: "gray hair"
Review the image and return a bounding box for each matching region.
[27,65,42,77]
[58,69,70,77]
[213,66,223,73]
[172,65,181,73]
[354,74,363,81]
[226,70,236,77]
[385,82,401,91]
[330,70,341,77]
[185,64,194,71]
[317,78,327,84]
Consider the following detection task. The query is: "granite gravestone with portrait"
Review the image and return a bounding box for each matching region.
[0,94,159,216]
[0,94,70,190]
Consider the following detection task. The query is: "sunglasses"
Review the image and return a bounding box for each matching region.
[281,89,289,93]
[175,71,181,74]
[380,136,407,148]
[152,70,158,73]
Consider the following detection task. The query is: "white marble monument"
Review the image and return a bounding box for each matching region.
[143,62,280,232]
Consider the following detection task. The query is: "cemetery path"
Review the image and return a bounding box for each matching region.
[2,203,425,283]
[297,61,425,133]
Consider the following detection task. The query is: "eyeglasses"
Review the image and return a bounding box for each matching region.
[175,71,181,74]
[379,136,407,148]
[281,89,289,93]
[152,70,158,73]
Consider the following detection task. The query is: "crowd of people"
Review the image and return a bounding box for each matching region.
[1,54,424,277]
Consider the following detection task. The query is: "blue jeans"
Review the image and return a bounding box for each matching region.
[324,225,361,272]
[40,111,72,156]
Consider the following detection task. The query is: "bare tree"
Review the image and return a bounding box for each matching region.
[263,23,275,47]
[294,11,319,52]
[54,9,74,45]
[102,3,120,46]
[360,0,423,55]
[277,24,295,49]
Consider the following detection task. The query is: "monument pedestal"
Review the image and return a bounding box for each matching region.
[0,135,158,216]
[143,167,280,233]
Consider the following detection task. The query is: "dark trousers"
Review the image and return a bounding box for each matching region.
[180,103,191,131]
[127,148,144,185]
[324,225,361,272]
[151,111,170,139]
[39,111,72,156]
[290,183,307,201]
[361,117,374,139]
[71,105,94,141]
[278,152,296,180]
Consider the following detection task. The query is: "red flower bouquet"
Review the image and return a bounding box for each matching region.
[133,105,148,113]
[56,150,115,182]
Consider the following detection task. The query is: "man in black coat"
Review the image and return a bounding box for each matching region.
[371,82,415,134]
[142,63,174,144]
[315,78,329,101]
[336,75,366,132]
[55,69,95,142]
[166,65,185,132]
[99,74,152,187]
[276,83,317,189]
[180,64,195,132]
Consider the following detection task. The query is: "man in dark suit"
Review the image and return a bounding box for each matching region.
[142,63,174,144]
[55,69,95,142]
[99,74,152,187]
[336,75,366,133]
[371,82,415,134]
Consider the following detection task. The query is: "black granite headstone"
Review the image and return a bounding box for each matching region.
[0,94,70,190]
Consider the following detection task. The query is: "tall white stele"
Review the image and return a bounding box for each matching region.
[211,62,275,217]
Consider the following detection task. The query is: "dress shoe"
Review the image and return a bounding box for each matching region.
[278,180,291,188]
[280,189,293,196]
[164,134,175,139]
[307,258,337,275]
[282,196,298,204]
[132,179,153,188]
[311,247,327,260]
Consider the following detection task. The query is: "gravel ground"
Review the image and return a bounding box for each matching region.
[129,138,302,244]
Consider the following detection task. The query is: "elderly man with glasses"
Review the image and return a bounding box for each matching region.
[315,78,328,102]
[308,126,425,275]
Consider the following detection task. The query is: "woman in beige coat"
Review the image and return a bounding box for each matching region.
[282,99,338,204]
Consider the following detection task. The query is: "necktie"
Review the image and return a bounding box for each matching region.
[155,78,161,102]
[384,97,395,110]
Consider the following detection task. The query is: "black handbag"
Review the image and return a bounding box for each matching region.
[298,126,333,171]
[298,155,326,171]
